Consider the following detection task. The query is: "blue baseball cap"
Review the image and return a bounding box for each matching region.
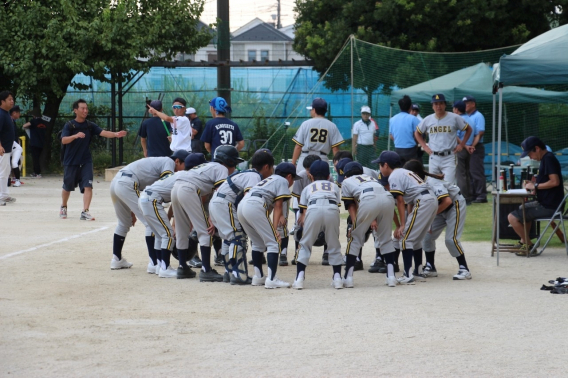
[335,157,353,183]
[149,100,162,111]
[462,95,476,103]
[411,104,420,111]
[520,136,545,158]
[275,162,301,180]
[209,97,232,113]
[453,100,466,113]
[255,148,272,155]
[309,160,330,178]
[171,149,190,162]
[378,172,389,186]
[184,153,207,170]
[431,94,446,103]
[372,150,401,167]
[343,162,364,178]
[306,97,327,111]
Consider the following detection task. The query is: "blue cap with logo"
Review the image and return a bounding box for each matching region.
[255,148,273,155]
[462,95,476,103]
[431,93,446,103]
[372,150,401,167]
[184,153,207,170]
[309,160,330,178]
[335,157,353,183]
[275,162,301,180]
[378,172,389,186]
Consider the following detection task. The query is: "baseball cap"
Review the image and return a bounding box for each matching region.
[335,157,353,183]
[452,100,466,113]
[306,97,327,111]
[411,104,420,111]
[378,172,389,186]
[149,100,162,111]
[255,148,273,155]
[9,105,21,114]
[275,162,301,180]
[171,149,190,162]
[185,107,196,115]
[343,162,364,178]
[309,160,330,178]
[172,97,187,107]
[462,95,476,103]
[520,136,545,158]
[372,150,401,166]
[184,153,207,169]
[361,105,371,114]
[431,94,446,103]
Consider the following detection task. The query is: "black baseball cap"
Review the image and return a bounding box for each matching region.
[431,94,446,103]
[462,95,476,103]
[411,104,420,111]
[306,97,327,111]
[149,100,162,111]
[171,149,190,162]
[453,100,466,113]
[335,157,353,183]
[372,150,401,166]
[275,162,301,180]
[343,162,364,178]
[255,148,273,155]
[520,136,545,158]
[309,160,330,178]
[184,153,207,169]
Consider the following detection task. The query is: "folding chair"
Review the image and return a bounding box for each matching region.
[530,192,568,256]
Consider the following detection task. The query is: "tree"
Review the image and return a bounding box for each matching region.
[0,0,213,170]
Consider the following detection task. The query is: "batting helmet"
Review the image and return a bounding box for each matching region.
[294,227,325,247]
[214,145,244,167]
[187,230,198,260]
[171,149,190,162]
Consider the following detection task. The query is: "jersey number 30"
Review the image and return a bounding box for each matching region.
[309,128,328,143]
[219,130,233,145]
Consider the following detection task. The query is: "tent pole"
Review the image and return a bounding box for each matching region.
[496,86,504,266]
[504,104,509,156]
[492,93,496,184]
[350,36,354,135]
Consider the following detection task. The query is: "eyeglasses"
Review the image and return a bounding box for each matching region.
[172,105,184,110]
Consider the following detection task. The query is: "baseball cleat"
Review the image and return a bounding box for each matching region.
[265,276,291,289]
[279,254,289,266]
[155,264,161,275]
[423,265,438,277]
[214,255,224,266]
[251,275,267,286]
[453,269,472,280]
[110,257,133,270]
[386,276,398,287]
[332,277,344,289]
[223,272,230,283]
[59,206,67,219]
[230,275,252,285]
[354,259,364,271]
[80,210,95,221]
[12,179,21,187]
[397,274,416,285]
[158,266,178,278]
[342,276,354,288]
[188,256,202,268]
[177,266,196,279]
[368,258,386,273]
[199,269,224,282]
[321,252,329,266]
[292,277,304,290]
[147,262,157,274]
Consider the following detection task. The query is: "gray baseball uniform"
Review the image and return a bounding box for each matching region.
[422,178,467,257]
[139,172,179,252]
[110,157,174,237]
[416,112,469,184]
[297,180,341,266]
[292,118,344,172]
[171,162,228,249]
[341,175,396,256]
[388,168,438,250]
[238,175,292,254]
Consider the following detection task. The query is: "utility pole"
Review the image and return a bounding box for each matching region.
[217,0,231,107]
[277,0,282,29]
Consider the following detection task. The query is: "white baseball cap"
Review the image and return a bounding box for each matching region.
[185,107,196,115]
[361,105,371,113]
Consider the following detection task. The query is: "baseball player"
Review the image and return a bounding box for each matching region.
[200,97,245,159]
[172,145,242,281]
[289,154,323,265]
[403,160,472,280]
[341,161,397,287]
[238,162,298,289]
[376,151,438,284]
[291,97,344,172]
[148,97,192,152]
[293,160,342,289]
[109,150,189,271]
[209,149,275,285]
[414,94,471,184]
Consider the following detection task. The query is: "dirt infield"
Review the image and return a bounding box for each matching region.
[1,176,567,377]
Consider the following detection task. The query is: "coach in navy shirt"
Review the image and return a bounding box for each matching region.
[200,97,244,159]
[139,100,172,157]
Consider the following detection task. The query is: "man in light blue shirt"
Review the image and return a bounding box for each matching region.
[463,95,487,203]
[454,101,474,203]
[389,95,420,165]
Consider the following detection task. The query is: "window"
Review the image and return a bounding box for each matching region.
[248,50,257,62]
[260,50,269,61]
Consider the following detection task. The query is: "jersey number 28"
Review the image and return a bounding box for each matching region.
[310,128,328,143]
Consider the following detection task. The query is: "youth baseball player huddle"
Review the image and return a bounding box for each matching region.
[109,95,472,289]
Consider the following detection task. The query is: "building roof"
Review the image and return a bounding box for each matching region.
[197,20,217,45]
[231,18,292,42]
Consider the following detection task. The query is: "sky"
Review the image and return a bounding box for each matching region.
[200,0,297,31]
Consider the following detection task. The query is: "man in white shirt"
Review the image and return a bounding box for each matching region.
[352,105,377,168]
[148,97,192,152]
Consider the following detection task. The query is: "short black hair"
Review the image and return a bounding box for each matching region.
[380,160,402,170]
[303,154,321,169]
[398,95,412,112]
[72,99,87,110]
[250,151,275,170]
[0,90,13,103]
[333,150,353,163]
[172,97,187,107]
[314,107,326,116]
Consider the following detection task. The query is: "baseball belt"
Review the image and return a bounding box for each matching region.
[432,150,452,157]
[308,199,337,206]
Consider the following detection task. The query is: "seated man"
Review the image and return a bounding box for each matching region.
[508,136,565,256]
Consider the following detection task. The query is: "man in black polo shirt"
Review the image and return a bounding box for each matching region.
[60,99,127,220]
[22,110,48,178]
[186,107,203,153]
[139,100,172,157]
[508,136,565,255]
